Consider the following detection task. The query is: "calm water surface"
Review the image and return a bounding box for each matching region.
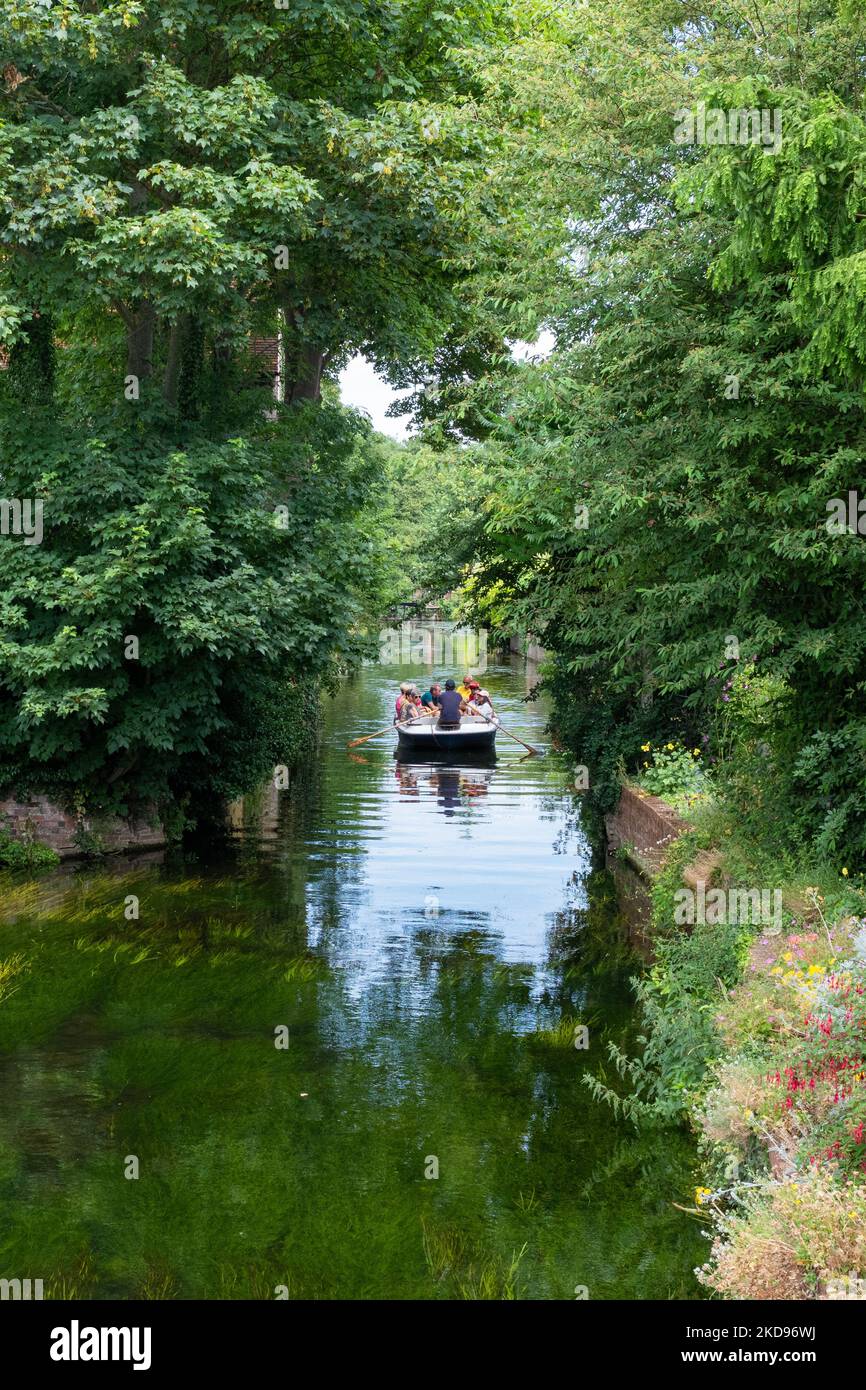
[0,661,703,1299]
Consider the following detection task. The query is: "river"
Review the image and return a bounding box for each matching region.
[0,658,703,1299]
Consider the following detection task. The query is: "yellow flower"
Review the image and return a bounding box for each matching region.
[665,743,674,751]
[695,1187,712,1206]
[641,743,651,752]
[842,867,849,877]
[692,748,700,756]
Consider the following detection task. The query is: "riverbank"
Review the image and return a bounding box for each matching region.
[603,783,866,1299]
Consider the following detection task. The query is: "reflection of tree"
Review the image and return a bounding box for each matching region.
[0,664,703,1298]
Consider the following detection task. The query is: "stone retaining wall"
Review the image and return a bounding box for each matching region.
[509,634,549,663]
[605,783,689,942]
[0,795,165,859]
[605,783,687,877]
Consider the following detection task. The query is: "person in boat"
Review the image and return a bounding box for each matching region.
[396,684,422,722]
[394,682,409,722]
[436,679,467,729]
[470,688,495,717]
[460,677,485,714]
[456,675,474,699]
[421,682,443,711]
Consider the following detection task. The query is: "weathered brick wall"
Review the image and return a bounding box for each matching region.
[0,796,165,859]
[605,784,687,876]
[605,784,689,947]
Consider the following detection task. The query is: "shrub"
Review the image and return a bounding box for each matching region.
[636,741,708,809]
[698,1170,866,1301]
[0,826,60,870]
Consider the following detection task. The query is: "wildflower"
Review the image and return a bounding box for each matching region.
[695,1187,712,1206]
[842,868,849,878]
[665,743,674,751]
[640,743,651,752]
[692,748,700,757]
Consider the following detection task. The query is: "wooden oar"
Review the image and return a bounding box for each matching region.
[473,708,541,757]
[347,718,415,749]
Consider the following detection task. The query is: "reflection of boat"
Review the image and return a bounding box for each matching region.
[394,761,495,816]
[395,716,497,755]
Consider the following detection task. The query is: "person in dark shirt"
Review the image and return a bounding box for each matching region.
[437,679,466,728]
[421,682,442,711]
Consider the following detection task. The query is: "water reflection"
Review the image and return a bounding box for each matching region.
[0,660,704,1300]
[394,761,495,817]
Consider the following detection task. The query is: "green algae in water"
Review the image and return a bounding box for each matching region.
[0,664,705,1300]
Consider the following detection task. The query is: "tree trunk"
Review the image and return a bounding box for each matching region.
[178,317,205,421]
[162,314,188,405]
[288,344,326,403]
[126,303,156,382]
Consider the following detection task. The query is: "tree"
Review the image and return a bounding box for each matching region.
[0,0,523,402]
[445,0,866,861]
[0,1,553,817]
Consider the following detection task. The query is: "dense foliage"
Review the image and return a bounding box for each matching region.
[0,351,388,812]
[0,0,559,819]
[438,0,866,867]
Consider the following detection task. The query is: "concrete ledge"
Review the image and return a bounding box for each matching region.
[605,783,692,947]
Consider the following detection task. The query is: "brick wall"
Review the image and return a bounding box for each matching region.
[605,783,688,877]
[604,784,689,948]
[0,795,165,859]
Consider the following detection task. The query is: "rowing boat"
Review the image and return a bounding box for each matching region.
[395,715,497,754]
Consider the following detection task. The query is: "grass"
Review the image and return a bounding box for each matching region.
[421,1218,527,1299]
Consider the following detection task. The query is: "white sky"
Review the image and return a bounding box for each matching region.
[339,356,414,440]
[338,332,555,442]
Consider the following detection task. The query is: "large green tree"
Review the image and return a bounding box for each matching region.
[446,0,866,862]
[0,0,525,398]
[0,0,547,818]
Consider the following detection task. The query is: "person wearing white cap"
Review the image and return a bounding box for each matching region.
[467,687,496,721]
